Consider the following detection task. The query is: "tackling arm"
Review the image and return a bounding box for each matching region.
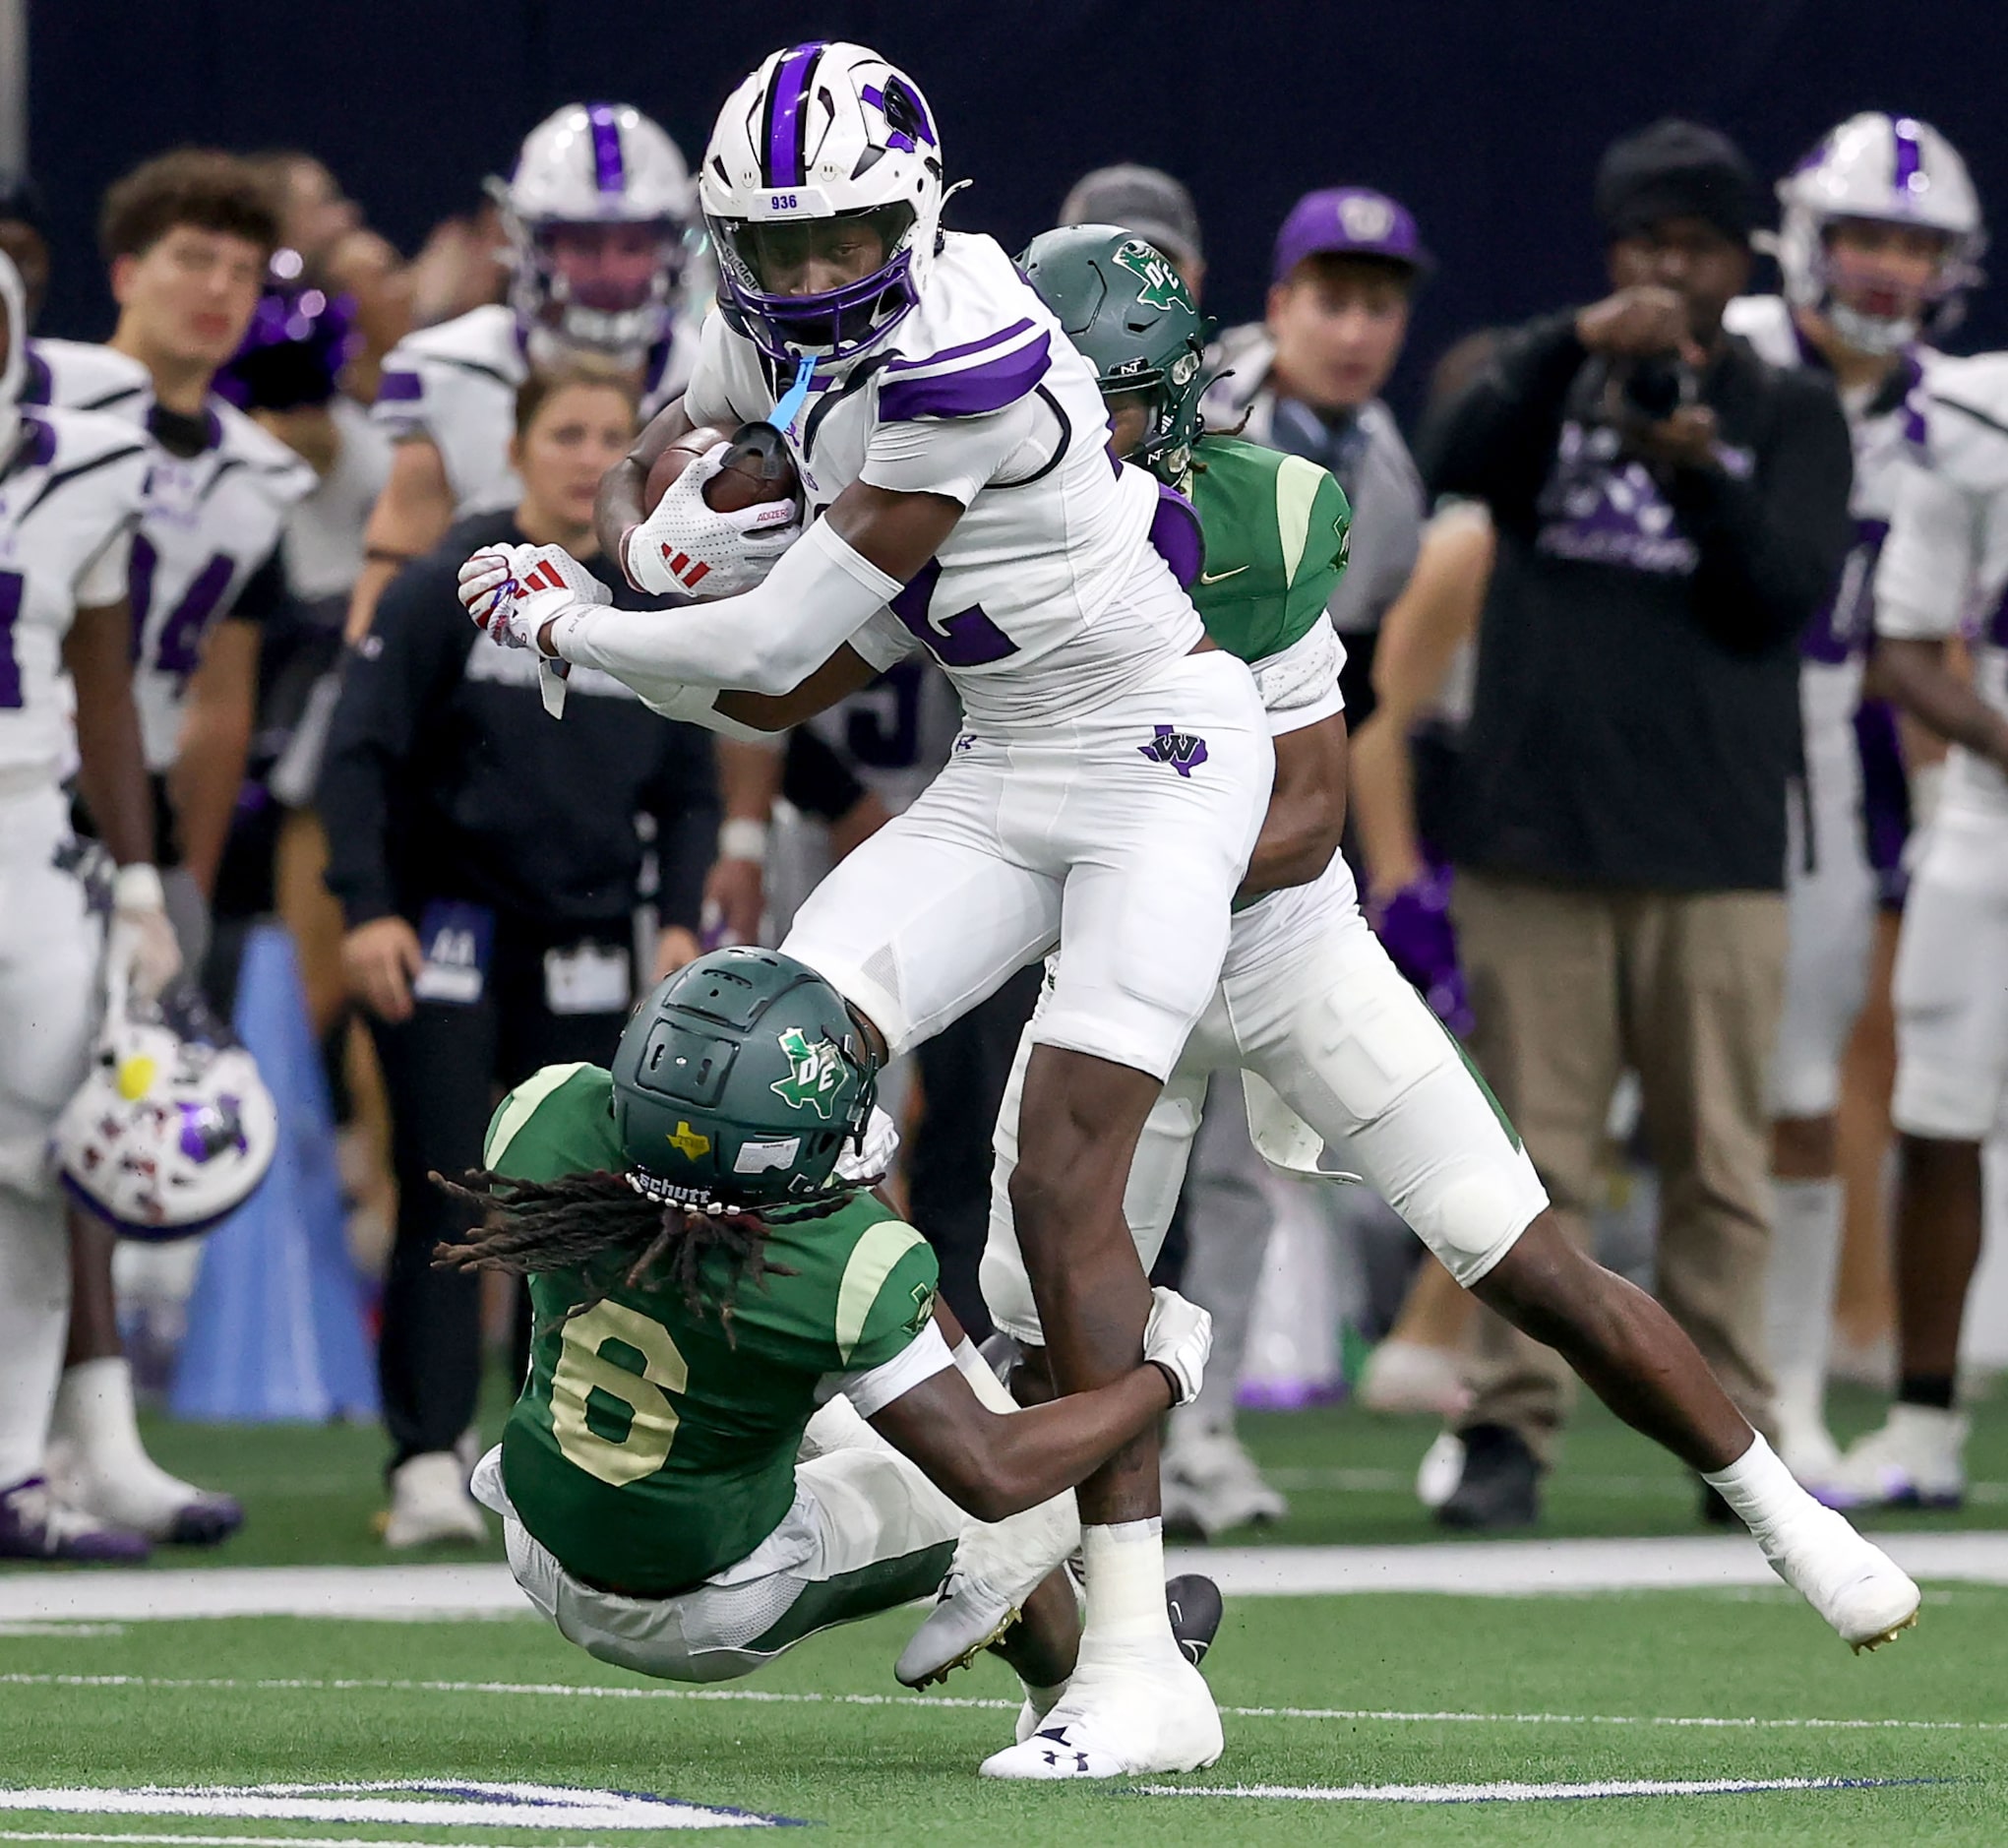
[868,1350,1175,1523]
[1236,712,1348,902]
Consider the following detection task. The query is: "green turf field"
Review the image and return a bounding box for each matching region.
[0,1385,1999,1841]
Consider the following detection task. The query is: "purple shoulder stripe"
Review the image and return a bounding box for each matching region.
[376,370,425,403]
[1148,481,1204,589]
[19,345,50,407]
[883,318,1036,376]
[878,332,1051,421]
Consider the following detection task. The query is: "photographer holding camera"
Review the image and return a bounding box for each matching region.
[1420,121,1854,1529]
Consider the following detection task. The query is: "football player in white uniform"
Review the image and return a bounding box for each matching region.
[24,151,311,1543]
[0,249,182,1560]
[350,102,699,640]
[1821,356,2008,1509]
[1722,113,1982,1484]
[458,45,1926,1775]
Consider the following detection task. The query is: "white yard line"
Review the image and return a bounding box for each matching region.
[6,1532,2008,1621]
[1131,1775,1939,1804]
[5,1672,2004,1735]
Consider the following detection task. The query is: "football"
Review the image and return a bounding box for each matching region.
[644,422,801,517]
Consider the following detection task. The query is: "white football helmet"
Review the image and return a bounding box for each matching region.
[1776,112,1984,353]
[496,102,695,366]
[54,977,277,1242]
[701,41,946,367]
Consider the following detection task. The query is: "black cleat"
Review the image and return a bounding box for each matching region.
[1165,1572,1224,1668]
[1436,1423,1542,1531]
[163,1491,246,1546]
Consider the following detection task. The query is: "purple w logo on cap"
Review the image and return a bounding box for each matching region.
[1272,186,1432,284]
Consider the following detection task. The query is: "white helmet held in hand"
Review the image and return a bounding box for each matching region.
[53,977,277,1242]
[1776,112,1984,353]
[701,41,947,367]
[497,102,695,366]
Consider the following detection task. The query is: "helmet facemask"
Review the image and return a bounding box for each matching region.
[1814,216,1964,355]
[513,216,687,366]
[709,201,921,366]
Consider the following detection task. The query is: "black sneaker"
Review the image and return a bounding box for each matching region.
[1436,1424,1542,1531]
[1165,1572,1224,1668]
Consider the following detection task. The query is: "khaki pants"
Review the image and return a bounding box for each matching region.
[1452,872,1787,1464]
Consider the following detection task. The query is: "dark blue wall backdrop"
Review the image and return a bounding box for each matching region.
[29,0,2008,420]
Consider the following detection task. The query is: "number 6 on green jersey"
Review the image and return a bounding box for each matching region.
[551,1301,690,1487]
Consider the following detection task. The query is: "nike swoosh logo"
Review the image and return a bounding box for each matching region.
[1198,565,1249,585]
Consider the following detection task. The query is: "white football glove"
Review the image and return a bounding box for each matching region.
[1142,1285,1213,1407]
[458,543,610,653]
[833,1104,901,1188]
[106,863,181,1004]
[624,442,803,599]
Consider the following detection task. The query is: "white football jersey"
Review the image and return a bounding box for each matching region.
[1725,295,1934,748]
[0,405,151,777]
[1873,349,2008,824]
[286,395,394,610]
[686,231,1199,734]
[373,304,697,517]
[24,339,317,769]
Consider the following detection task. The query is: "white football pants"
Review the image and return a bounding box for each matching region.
[0,786,101,1488]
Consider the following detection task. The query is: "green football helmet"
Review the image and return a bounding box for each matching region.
[610,949,877,1209]
[1019,222,1215,484]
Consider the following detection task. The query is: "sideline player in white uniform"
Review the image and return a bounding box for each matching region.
[459,47,1927,1774]
[351,102,699,639]
[24,151,312,1544]
[1722,112,1982,1484]
[1822,354,2008,1508]
[0,249,182,1560]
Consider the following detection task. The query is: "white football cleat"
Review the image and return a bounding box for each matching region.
[1814,1405,1968,1510]
[896,1489,1079,1689]
[45,1438,243,1547]
[1358,1338,1471,1418]
[1755,1500,1921,1651]
[980,1651,1222,1780]
[1160,1421,1286,1539]
[384,1451,489,1549]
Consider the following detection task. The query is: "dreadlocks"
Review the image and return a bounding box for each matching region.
[429,1169,798,1335]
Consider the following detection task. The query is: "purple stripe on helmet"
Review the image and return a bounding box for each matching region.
[1892,117,1924,196]
[765,43,823,187]
[376,369,424,402]
[586,102,626,195]
[883,319,1036,375]
[1148,482,1204,589]
[878,332,1051,420]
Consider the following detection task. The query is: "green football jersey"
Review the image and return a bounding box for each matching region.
[1187,435,1352,666]
[483,1063,941,1597]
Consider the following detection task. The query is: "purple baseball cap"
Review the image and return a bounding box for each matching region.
[1272,187,1432,284]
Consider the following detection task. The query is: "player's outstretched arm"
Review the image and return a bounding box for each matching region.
[554,481,963,696]
[866,1288,1209,1522]
[713,645,882,731]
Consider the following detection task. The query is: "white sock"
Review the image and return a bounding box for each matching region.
[50,1357,152,1476]
[1023,1679,1066,1720]
[1078,1518,1174,1652]
[1765,1177,1844,1415]
[1703,1432,1816,1539]
[951,1337,1021,1414]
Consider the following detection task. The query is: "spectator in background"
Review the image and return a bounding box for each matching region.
[1060,163,1206,297]
[1423,120,1854,1529]
[319,365,718,1549]
[1202,187,1428,721]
